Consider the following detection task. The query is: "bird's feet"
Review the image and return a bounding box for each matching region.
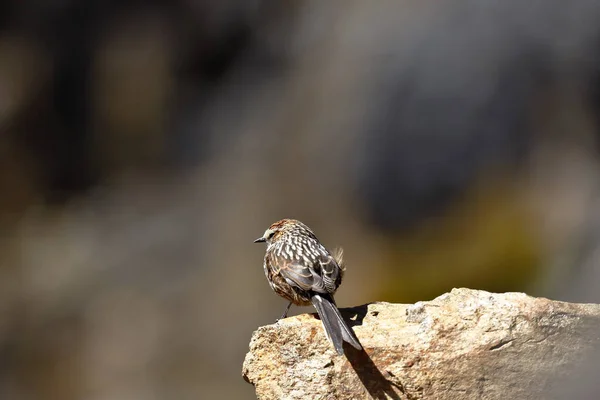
[275,313,288,323]
[276,302,292,322]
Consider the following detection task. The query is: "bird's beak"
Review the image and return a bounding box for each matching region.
[254,237,266,243]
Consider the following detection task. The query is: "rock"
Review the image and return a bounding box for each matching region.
[242,288,600,400]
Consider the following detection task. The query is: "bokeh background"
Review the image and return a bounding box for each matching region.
[2,0,600,398]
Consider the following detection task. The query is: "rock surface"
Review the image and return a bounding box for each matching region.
[242,288,600,399]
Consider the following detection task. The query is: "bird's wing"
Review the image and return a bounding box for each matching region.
[270,251,340,294]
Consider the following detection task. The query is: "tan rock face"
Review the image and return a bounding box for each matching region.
[242,288,600,400]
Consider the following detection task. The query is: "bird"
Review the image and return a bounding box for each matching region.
[254,218,362,355]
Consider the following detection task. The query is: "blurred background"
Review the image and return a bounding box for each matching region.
[2,0,600,398]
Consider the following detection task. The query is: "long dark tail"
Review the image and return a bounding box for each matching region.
[311,293,362,355]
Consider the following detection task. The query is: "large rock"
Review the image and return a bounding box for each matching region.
[242,288,600,399]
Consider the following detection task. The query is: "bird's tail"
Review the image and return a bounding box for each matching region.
[311,293,362,355]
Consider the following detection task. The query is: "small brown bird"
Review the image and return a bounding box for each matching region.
[254,218,362,355]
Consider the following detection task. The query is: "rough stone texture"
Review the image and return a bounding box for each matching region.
[242,288,600,400]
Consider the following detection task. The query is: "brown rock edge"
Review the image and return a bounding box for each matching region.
[242,288,600,399]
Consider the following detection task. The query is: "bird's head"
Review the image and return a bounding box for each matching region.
[253,219,312,245]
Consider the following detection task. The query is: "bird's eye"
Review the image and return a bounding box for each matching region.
[266,230,275,239]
